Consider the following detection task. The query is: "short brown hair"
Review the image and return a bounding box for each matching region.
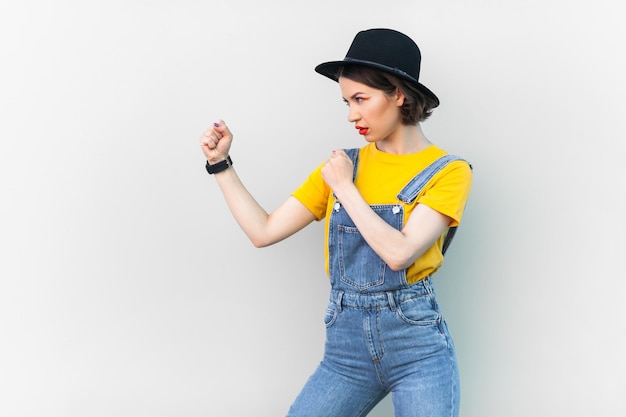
[337,65,437,123]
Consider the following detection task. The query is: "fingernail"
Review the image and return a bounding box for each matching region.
[213,122,220,127]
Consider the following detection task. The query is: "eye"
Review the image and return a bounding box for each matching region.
[343,96,366,106]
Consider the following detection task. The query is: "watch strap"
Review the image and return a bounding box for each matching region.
[205,156,233,174]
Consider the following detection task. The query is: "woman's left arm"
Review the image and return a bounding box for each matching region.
[322,149,452,271]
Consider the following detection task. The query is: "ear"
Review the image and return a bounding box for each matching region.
[395,88,406,106]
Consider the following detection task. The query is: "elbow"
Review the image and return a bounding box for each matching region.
[385,254,413,272]
[250,236,271,248]
[384,246,419,272]
[387,260,411,272]
[249,231,279,248]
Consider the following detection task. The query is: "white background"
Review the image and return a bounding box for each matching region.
[1,1,625,416]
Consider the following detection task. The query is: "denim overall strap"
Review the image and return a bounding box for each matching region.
[396,155,466,204]
[395,154,469,256]
[344,148,360,182]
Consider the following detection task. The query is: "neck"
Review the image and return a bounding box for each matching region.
[376,124,431,154]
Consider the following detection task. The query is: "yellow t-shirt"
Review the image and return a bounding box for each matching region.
[292,142,472,284]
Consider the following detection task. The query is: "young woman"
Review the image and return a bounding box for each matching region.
[199,28,472,417]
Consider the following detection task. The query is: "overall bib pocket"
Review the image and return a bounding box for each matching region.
[337,224,386,290]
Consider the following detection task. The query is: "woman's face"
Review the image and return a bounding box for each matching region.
[338,76,404,144]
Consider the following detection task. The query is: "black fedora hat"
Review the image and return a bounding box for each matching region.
[315,28,439,107]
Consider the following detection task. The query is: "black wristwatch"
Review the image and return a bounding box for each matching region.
[205,156,233,175]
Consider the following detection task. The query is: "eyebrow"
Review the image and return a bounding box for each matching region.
[342,92,366,101]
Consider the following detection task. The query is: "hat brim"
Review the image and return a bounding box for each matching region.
[315,59,439,108]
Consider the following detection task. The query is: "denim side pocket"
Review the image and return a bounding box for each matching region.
[396,295,441,326]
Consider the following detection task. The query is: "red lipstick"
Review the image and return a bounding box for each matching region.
[355,126,369,135]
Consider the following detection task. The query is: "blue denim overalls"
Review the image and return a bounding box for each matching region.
[287,149,467,417]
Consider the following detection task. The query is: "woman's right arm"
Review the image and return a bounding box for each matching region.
[200,121,316,248]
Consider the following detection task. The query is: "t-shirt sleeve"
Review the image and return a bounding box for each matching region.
[291,162,330,221]
[417,160,473,227]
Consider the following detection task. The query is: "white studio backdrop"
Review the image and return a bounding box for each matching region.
[1,1,624,416]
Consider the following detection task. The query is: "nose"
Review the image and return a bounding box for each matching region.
[347,105,360,123]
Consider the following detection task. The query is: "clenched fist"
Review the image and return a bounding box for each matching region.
[321,149,354,196]
[200,120,233,164]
